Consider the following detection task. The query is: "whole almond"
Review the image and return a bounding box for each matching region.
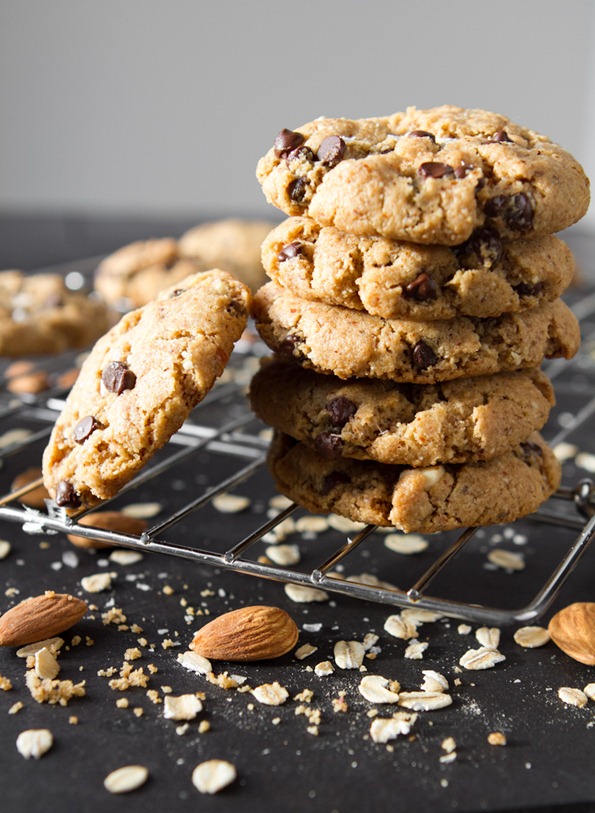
[11,467,50,509]
[190,605,298,662]
[67,511,148,549]
[548,602,595,665]
[0,592,88,647]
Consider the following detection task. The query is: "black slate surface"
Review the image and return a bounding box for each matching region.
[0,218,593,813]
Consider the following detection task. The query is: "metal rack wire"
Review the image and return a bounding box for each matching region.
[0,285,594,626]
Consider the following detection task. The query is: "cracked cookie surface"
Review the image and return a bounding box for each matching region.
[250,359,555,466]
[252,282,580,383]
[42,269,251,507]
[0,270,114,357]
[256,105,590,245]
[267,431,561,533]
[262,217,575,320]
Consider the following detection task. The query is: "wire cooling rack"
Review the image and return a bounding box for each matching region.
[0,269,593,626]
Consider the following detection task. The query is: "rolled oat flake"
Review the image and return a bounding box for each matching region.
[104,765,149,794]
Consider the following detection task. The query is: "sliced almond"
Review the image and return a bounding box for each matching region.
[190,605,298,662]
[0,592,87,647]
[34,647,60,680]
[177,650,212,675]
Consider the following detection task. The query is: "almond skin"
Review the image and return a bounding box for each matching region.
[67,511,148,549]
[190,605,299,662]
[0,592,88,646]
[548,602,595,665]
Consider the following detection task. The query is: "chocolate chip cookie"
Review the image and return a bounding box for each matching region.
[94,238,204,308]
[0,270,113,357]
[250,358,555,466]
[268,430,561,533]
[256,106,590,245]
[178,218,276,291]
[42,270,252,508]
[252,282,580,383]
[262,217,575,319]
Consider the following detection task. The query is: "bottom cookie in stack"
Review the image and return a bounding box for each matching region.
[265,429,560,534]
[249,357,561,533]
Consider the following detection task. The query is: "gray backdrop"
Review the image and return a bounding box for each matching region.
[1,0,593,226]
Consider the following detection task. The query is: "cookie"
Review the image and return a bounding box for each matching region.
[256,106,590,245]
[252,282,580,383]
[261,216,575,320]
[178,218,275,291]
[42,270,252,508]
[0,270,113,357]
[267,431,561,533]
[249,358,555,466]
[94,238,204,308]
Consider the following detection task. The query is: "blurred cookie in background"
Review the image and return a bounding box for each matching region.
[178,218,275,291]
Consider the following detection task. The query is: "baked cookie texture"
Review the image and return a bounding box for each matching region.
[42,270,251,507]
[256,105,590,245]
[250,358,555,466]
[262,217,575,320]
[268,431,561,533]
[178,218,275,291]
[0,270,114,357]
[252,282,579,383]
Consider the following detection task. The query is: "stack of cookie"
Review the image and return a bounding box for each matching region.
[250,105,589,534]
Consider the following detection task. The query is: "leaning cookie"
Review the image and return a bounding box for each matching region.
[0,270,114,357]
[256,105,589,245]
[178,218,276,291]
[42,270,252,508]
[250,359,555,466]
[267,431,561,534]
[262,217,575,320]
[252,283,580,383]
[94,238,204,308]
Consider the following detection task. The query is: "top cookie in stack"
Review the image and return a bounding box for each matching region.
[250,105,589,533]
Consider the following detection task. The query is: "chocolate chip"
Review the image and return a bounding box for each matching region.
[279,334,302,357]
[73,415,101,444]
[169,288,185,298]
[488,130,512,143]
[407,130,436,142]
[288,177,308,203]
[278,242,304,262]
[326,396,357,428]
[454,228,503,268]
[314,432,344,460]
[320,470,351,495]
[403,272,438,302]
[485,193,534,231]
[453,165,471,179]
[274,129,305,157]
[411,341,438,371]
[317,136,345,168]
[513,281,544,297]
[520,441,543,460]
[101,361,136,395]
[286,145,316,164]
[55,479,81,508]
[418,162,454,179]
